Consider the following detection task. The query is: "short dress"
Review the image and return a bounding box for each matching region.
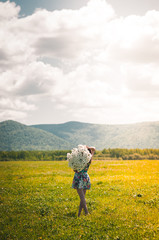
[72,162,91,190]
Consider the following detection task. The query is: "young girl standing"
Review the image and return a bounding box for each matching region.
[72,146,95,217]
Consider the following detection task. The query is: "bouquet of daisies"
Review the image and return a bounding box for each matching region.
[67,145,92,172]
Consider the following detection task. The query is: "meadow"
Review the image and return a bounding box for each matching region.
[0,160,159,240]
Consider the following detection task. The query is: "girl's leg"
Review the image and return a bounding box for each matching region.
[77,189,88,217]
[78,189,87,217]
[84,189,86,196]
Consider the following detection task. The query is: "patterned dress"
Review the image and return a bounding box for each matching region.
[72,162,91,190]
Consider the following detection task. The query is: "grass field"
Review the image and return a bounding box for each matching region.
[0,160,159,240]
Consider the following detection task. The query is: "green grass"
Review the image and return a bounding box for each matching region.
[0,160,159,240]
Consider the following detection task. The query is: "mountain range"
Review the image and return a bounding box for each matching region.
[0,120,159,150]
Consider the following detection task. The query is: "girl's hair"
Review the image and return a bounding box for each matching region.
[88,148,92,154]
[88,148,92,164]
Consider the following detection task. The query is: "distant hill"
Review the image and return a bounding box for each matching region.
[0,120,70,151]
[32,121,159,149]
[0,120,159,151]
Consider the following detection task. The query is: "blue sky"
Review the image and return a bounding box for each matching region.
[1,0,90,15]
[1,0,159,125]
[1,0,159,16]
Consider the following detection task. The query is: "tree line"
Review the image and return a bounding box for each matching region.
[0,148,159,161]
[100,148,159,160]
[0,150,69,161]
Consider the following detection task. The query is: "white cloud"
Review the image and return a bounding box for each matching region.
[0,96,36,124]
[0,0,159,124]
[0,1,20,21]
[106,12,159,64]
[0,109,27,122]
[0,97,35,111]
[122,63,159,97]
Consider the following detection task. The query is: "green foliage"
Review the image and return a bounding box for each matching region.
[99,148,159,160]
[0,160,159,239]
[0,150,71,161]
[1,148,159,161]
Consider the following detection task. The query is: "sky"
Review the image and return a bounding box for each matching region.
[1,0,159,125]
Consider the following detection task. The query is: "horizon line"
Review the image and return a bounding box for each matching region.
[1,119,159,126]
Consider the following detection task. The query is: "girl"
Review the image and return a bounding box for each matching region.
[72,146,95,217]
